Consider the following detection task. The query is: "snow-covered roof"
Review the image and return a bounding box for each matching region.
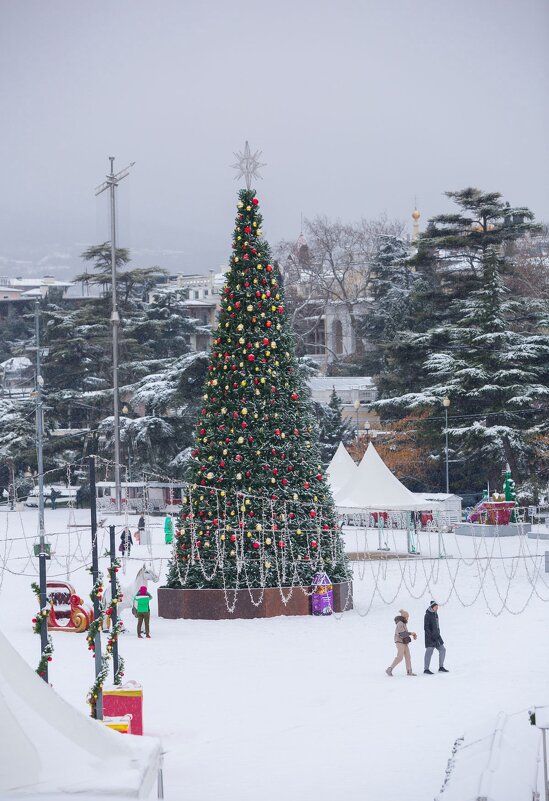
[309,376,375,391]
[414,493,462,502]
[326,442,358,497]
[182,299,217,307]
[336,443,438,511]
[0,356,32,373]
[436,710,541,800]
[10,277,72,288]
[0,627,161,797]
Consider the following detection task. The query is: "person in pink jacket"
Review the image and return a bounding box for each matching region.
[386,608,417,676]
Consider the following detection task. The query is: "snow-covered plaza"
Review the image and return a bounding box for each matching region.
[1,507,548,800]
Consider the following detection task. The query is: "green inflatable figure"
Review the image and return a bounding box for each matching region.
[503,467,517,522]
[164,514,174,544]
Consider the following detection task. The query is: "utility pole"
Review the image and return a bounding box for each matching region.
[35,300,48,682]
[95,157,135,514]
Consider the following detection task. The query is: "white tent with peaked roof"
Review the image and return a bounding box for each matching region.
[0,628,162,798]
[326,442,357,497]
[336,442,436,511]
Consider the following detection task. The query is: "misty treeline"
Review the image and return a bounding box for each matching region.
[1,188,549,500]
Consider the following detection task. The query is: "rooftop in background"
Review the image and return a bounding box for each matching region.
[308,376,377,405]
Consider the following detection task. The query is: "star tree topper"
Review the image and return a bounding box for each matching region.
[231,141,266,190]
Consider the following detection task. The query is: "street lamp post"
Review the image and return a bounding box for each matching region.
[443,397,451,494]
[364,420,371,447]
[353,399,360,441]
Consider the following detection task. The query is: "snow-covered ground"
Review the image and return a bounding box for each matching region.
[1,507,548,800]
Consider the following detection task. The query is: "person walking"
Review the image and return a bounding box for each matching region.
[424,600,448,674]
[133,585,153,639]
[50,488,60,510]
[119,526,133,557]
[386,609,417,676]
[75,487,83,509]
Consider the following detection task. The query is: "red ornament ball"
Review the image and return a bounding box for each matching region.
[248,354,255,362]
[252,197,259,205]
[252,541,260,550]
[291,393,298,401]
[310,540,318,548]
[310,510,317,518]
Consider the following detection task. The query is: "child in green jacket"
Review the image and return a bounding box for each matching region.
[133,585,153,638]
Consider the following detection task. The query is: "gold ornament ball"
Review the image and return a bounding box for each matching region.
[265,537,272,545]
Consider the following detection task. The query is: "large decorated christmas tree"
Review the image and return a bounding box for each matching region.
[166,171,350,592]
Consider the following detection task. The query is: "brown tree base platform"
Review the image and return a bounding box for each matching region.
[158,581,353,620]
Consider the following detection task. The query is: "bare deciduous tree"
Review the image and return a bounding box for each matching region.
[276,214,405,361]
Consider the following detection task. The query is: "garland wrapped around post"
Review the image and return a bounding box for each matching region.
[104,553,125,685]
[31,581,54,677]
[86,568,106,716]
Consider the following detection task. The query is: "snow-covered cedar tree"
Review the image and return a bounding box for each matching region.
[359,234,414,376]
[317,388,354,464]
[0,398,38,492]
[42,247,206,473]
[377,188,540,402]
[102,351,210,477]
[376,246,549,487]
[165,188,350,590]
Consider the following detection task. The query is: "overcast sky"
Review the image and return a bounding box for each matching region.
[1,0,548,276]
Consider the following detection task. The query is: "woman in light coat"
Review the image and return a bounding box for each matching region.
[386,608,417,676]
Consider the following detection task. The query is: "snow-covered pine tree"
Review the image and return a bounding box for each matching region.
[317,388,354,464]
[166,189,350,590]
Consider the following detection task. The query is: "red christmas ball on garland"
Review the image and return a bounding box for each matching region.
[252,197,259,205]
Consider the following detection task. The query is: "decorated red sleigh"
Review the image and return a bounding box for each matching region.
[46,581,94,632]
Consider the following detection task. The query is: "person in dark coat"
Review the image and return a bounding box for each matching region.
[75,487,83,509]
[119,527,133,556]
[49,488,61,510]
[424,601,448,674]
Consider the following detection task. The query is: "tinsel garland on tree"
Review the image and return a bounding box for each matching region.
[166,189,350,590]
